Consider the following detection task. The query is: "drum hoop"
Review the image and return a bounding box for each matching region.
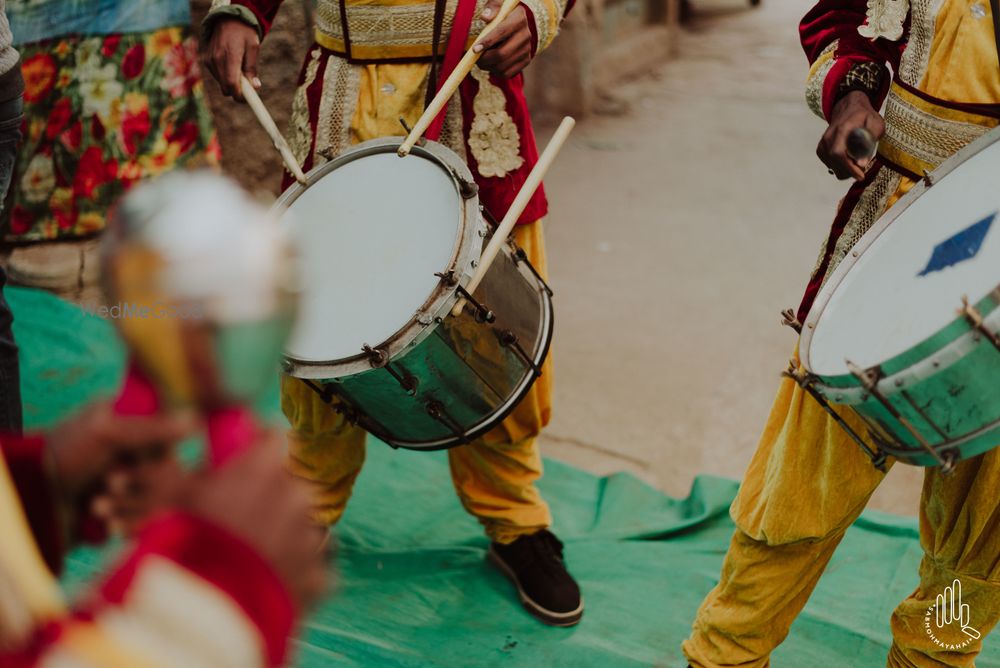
[799,126,1000,380]
[810,294,1000,404]
[875,416,1000,461]
[275,137,485,377]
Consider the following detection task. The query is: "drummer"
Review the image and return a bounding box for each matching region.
[682,0,1000,666]
[202,0,583,626]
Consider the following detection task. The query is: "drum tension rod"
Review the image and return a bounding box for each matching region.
[363,344,390,368]
[498,329,542,377]
[426,400,468,443]
[455,285,496,323]
[435,270,459,286]
[302,380,360,424]
[459,179,479,199]
[513,248,554,297]
[961,295,1000,352]
[783,361,887,472]
[845,360,955,473]
[387,363,419,395]
[780,308,802,334]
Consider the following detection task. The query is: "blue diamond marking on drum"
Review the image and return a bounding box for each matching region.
[918,213,995,276]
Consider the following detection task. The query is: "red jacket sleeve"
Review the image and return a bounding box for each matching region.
[799,0,906,120]
[204,0,286,38]
[1,435,66,575]
[6,513,298,668]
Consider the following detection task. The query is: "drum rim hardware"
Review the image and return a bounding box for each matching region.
[808,291,999,405]
[782,360,888,471]
[797,125,1000,470]
[275,137,485,379]
[799,127,1000,368]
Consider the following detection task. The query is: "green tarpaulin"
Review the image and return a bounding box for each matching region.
[10,286,998,667]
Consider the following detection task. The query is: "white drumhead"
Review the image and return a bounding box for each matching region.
[281,149,462,362]
[806,133,1000,376]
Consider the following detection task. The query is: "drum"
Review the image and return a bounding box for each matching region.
[275,138,553,451]
[799,128,1000,470]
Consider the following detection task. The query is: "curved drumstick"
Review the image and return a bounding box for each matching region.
[240,76,308,185]
[847,127,877,163]
[451,116,575,317]
[397,0,521,157]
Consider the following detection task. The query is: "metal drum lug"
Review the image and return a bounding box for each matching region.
[459,179,479,199]
[513,247,554,296]
[434,270,459,287]
[783,360,887,471]
[426,400,467,443]
[780,308,802,334]
[362,344,390,368]
[961,295,1000,352]
[455,285,495,323]
[846,360,950,469]
[498,329,542,377]
[302,380,360,425]
[384,361,419,396]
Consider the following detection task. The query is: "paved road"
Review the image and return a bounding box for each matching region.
[535,0,924,513]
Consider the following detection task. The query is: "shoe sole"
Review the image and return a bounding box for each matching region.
[487,547,584,627]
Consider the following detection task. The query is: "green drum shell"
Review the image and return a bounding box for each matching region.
[809,288,1000,467]
[315,240,552,450]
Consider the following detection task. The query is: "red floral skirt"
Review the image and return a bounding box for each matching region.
[2,26,220,243]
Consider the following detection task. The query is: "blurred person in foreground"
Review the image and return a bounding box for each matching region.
[0,403,326,667]
[0,0,220,306]
[683,0,1000,665]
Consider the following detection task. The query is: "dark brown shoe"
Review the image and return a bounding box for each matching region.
[489,529,584,627]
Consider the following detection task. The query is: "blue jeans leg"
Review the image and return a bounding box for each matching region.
[0,96,24,434]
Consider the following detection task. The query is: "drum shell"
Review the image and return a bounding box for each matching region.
[318,238,553,450]
[811,289,1000,466]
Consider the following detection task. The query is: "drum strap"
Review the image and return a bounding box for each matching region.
[424,0,478,140]
[991,0,1000,70]
[424,0,449,109]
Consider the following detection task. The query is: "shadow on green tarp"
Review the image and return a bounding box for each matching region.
[11,285,999,667]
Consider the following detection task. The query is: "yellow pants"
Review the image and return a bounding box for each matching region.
[280,222,553,544]
[683,364,1000,667]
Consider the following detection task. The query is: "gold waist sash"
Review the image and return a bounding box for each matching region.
[314,0,485,62]
[878,81,1000,177]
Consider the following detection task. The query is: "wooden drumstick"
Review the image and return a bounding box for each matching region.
[451,116,575,317]
[240,76,308,185]
[397,0,521,157]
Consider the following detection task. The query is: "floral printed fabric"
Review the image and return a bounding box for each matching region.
[2,26,220,242]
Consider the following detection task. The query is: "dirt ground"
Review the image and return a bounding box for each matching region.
[196,0,924,515]
[536,0,924,514]
[191,0,310,196]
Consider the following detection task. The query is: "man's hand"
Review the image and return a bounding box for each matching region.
[181,433,328,611]
[91,453,187,536]
[204,18,261,102]
[817,91,885,180]
[475,0,535,78]
[47,402,193,514]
